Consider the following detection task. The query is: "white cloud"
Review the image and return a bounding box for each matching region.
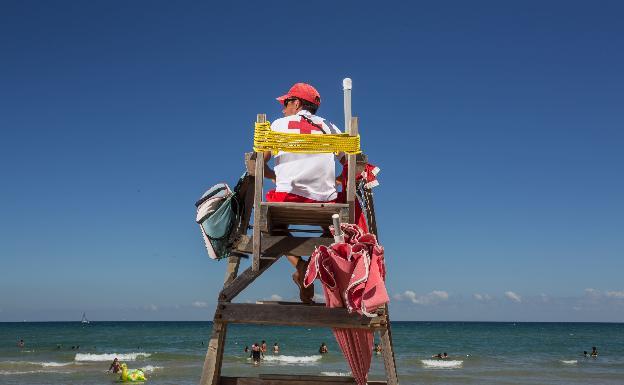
[144,304,158,311]
[313,293,325,303]
[606,291,624,299]
[431,291,449,300]
[504,291,522,303]
[192,301,209,308]
[473,293,492,302]
[268,294,283,301]
[584,288,602,298]
[395,290,449,305]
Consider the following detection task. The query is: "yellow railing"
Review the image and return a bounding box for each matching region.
[253,121,361,155]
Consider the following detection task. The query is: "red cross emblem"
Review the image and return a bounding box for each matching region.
[288,117,324,134]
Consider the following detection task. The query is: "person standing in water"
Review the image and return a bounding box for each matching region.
[251,343,262,365]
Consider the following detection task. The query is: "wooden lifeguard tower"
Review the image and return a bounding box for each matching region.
[199,79,399,385]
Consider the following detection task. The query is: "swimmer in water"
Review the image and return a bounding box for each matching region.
[108,358,121,374]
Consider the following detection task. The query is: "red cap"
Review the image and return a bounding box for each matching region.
[276,83,321,106]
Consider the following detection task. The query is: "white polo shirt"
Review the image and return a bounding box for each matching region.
[270,110,341,202]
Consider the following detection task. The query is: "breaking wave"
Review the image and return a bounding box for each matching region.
[0,361,72,368]
[140,365,162,373]
[321,371,352,376]
[561,360,578,365]
[247,355,322,365]
[74,352,151,362]
[34,362,72,367]
[421,359,463,369]
[1,370,72,375]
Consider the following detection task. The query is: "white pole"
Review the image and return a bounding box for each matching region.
[343,78,352,134]
[332,214,344,243]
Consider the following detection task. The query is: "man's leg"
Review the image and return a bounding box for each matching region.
[271,224,314,304]
[288,255,314,304]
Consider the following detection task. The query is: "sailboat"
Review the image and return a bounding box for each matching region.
[80,312,90,324]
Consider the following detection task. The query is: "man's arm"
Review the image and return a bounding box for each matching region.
[335,153,346,186]
[263,151,276,182]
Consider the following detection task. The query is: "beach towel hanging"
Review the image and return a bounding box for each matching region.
[303,223,389,385]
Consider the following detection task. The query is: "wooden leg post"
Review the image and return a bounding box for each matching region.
[380,312,399,385]
[199,320,228,385]
[223,254,241,287]
[253,114,266,271]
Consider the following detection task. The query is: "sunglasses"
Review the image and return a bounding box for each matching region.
[283,98,298,107]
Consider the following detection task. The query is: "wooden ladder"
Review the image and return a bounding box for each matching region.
[199,114,399,385]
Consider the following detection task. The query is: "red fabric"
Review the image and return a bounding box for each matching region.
[304,223,389,385]
[266,190,336,203]
[338,161,380,232]
[336,191,368,232]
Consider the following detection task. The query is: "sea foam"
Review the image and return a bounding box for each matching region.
[1,370,45,375]
[1,361,72,368]
[34,362,72,367]
[560,360,578,365]
[1,370,72,375]
[421,359,463,369]
[248,355,322,364]
[74,352,151,362]
[140,365,162,373]
[321,371,352,376]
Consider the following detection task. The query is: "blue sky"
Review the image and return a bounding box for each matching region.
[1,1,623,322]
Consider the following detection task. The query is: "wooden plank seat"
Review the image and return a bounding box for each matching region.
[214,302,387,329]
[259,202,350,232]
[220,375,387,385]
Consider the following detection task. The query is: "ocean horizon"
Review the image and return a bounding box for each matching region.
[2,321,622,384]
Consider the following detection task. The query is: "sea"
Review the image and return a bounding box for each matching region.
[1,321,623,385]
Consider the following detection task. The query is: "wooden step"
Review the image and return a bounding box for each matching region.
[234,235,333,257]
[215,302,386,329]
[221,375,386,385]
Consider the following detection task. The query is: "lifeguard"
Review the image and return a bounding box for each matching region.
[262,82,342,304]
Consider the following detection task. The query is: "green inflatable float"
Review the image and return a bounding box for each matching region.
[119,363,146,382]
